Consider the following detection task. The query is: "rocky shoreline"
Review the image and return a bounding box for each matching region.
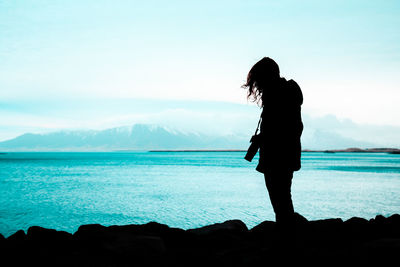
[303,147,400,153]
[2,214,399,266]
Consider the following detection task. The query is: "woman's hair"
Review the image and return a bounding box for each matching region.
[242,57,280,106]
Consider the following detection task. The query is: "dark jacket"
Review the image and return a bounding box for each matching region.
[256,78,303,173]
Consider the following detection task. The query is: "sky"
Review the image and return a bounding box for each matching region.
[1,0,400,141]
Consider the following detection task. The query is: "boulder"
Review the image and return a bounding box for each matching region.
[107,221,171,237]
[187,220,248,235]
[73,223,109,241]
[343,217,370,241]
[249,220,276,235]
[6,229,26,243]
[1,214,400,266]
[27,226,72,243]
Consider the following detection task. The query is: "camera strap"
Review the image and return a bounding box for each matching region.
[254,112,262,135]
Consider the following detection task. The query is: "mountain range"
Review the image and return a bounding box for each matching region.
[0,124,247,151]
[0,123,383,152]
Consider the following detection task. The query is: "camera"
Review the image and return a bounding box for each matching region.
[244,134,261,162]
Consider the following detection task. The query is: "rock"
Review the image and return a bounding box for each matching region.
[386,214,400,237]
[109,235,166,255]
[186,220,250,262]
[4,230,29,266]
[247,221,277,250]
[74,221,173,241]
[388,213,400,223]
[0,233,4,246]
[362,238,400,264]
[21,227,73,267]
[373,214,386,223]
[249,220,276,235]
[27,226,72,243]
[369,214,400,238]
[6,229,26,243]
[1,214,400,266]
[73,223,109,241]
[364,238,400,249]
[344,216,369,225]
[369,214,388,238]
[296,218,345,251]
[343,217,370,240]
[107,221,171,237]
[0,233,5,250]
[308,218,343,233]
[293,212,309,224]
[187,220,248,235]
[72,222,170,266]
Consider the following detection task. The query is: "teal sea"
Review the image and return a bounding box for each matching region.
[1,152,399,237]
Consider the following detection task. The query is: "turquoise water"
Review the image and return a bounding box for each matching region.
[1,152,399,237]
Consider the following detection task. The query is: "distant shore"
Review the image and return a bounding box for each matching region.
[303,147,400,154]
[0,148,399,153]
[149,148,400,154]
[149,149,247,152]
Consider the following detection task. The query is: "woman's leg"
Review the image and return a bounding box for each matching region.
[264,169,294,224]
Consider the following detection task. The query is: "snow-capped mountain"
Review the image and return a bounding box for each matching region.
[0,124,248,151]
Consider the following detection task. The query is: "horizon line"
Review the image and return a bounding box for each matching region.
[1,148,399,154]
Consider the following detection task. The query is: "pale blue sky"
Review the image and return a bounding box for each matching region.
[1,0,399,141]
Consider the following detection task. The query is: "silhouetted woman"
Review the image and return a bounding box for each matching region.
[243,57,303,226]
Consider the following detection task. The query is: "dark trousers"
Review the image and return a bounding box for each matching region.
[264,169,295,224]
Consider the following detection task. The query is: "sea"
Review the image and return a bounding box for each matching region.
[1,151,399,237]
